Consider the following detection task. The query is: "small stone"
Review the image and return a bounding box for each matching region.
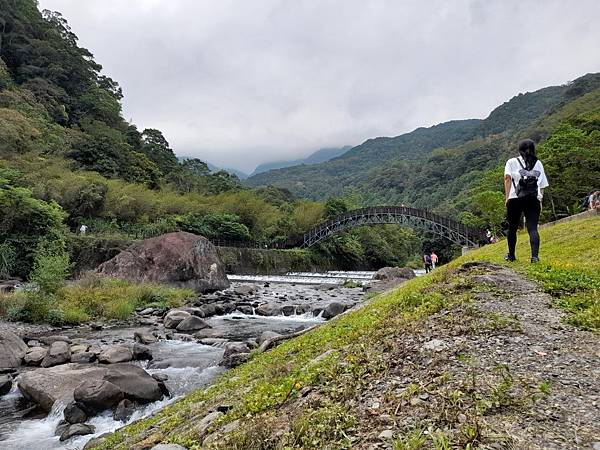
[378,429,394,440]
[71,352,96,364]
[133,343,153,361]
[151,444,188,450]
[422,339,449,352]
[134,330,158,345]
[152,373,169,382]
[59,423,95,441]
[64,402,88,424]
[113,398,135,422]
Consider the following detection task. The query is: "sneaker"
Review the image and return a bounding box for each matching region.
[504,254,516,262]
[531,256,540,263]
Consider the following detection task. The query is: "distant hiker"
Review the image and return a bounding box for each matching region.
[79,224,88,235]
[424,254,432,273]
[503,139,549,263]
[430,251,439,269]
[589,191,600,210]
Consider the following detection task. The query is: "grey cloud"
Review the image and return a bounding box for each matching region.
[39,0,600,172]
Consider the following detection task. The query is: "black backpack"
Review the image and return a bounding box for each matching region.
[512,158,539,199]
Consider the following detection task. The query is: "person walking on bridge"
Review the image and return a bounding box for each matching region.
[504,139,549,263]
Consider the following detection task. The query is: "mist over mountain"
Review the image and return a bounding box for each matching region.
[250,146,352,176]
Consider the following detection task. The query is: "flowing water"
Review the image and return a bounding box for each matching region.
[0,271,372,450]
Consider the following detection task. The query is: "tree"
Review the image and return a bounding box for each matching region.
[0,180,65,277]
[141,128,178,175]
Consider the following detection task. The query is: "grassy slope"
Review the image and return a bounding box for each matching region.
[93,216,600,449]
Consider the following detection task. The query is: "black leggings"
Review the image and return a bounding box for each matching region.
[506,197,541,258]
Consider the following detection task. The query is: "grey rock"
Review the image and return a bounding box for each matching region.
[236,305,253,315]
[176,316,210,332]
[18,364,108,411]
[194,410,224,437]
[152,373,169,382]
[374,267,415,281]
[151,445,188,450]
[199,338,229,347]
[423,339,449,352]
[74,379,123,413]
[223,342,251,359]
[281,305,297,316]
[41,341,71,368]
[59,423,95,442]
[378,429,394,439]
[96,231,230,293]
[71,352,96,364]
[164,310,191,329]
[64,402,88,424]
[98,346,133,364]
[0,330,28,370]
[0,374,12,396]
[220,352,249,368]
[113,398,135,422]
[103,363,163,403]
[70,344,89,354]
[55,420,70,437]
[322,302,345,319]
[258,331,282,345]
[133,343,153,361]
[134,329,158,345]
[37,335,71,346]
[24,347,47,366]
[233,284,258,296]
[255,303,282,316]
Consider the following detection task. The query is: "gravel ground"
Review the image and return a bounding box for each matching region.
[348,262,600,449]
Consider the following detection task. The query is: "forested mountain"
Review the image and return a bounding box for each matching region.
[250,146,352,176]
[0,0,427,278]
[245,74,600,217]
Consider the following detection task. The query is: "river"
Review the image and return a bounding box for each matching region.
[0,271,379,450]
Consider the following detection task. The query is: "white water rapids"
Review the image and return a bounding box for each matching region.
[0,271,376,450]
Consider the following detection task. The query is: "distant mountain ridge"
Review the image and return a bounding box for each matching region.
[245,73,600,210]
[250,146,352,176]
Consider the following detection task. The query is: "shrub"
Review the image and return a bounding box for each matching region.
[29,239,71,293]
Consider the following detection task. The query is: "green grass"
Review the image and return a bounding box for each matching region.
[0,275,194,324]
[461,216,600,329]
[91,215,600,449]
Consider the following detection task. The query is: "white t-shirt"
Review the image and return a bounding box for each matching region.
[504,156,549,201]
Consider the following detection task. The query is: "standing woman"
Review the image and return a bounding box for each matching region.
[503,139,549,263]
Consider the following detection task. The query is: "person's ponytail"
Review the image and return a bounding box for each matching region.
[518,139,538,170]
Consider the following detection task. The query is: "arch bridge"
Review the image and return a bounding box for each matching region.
[299,206,486,248]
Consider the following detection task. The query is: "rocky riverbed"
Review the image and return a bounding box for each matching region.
[0,270,403,450]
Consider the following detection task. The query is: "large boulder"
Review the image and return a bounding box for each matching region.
[103,364,163,403]
[255,303,282,316]
[98,346,133,364]
[0,330,28,370]
[176,316,210,332]
[41,341,71,368]
[96,232,230,293]
[322,302,346,319]
[373,267,415,281]
[18,364,108,412]
[164,310,191,329]
[74,379,123,413]
[24,347,47,366]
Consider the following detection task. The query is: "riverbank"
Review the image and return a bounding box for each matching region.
[87,216,600,449]
[0,273,376,449]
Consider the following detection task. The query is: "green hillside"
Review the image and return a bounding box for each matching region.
[245,74,600,221]
[89,216,600,450]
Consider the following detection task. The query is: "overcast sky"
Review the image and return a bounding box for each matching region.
[39,0,600,173]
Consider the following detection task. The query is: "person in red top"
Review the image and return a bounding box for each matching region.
[430,251,439,269]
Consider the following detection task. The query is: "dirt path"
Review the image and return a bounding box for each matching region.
[350,262,600,449]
